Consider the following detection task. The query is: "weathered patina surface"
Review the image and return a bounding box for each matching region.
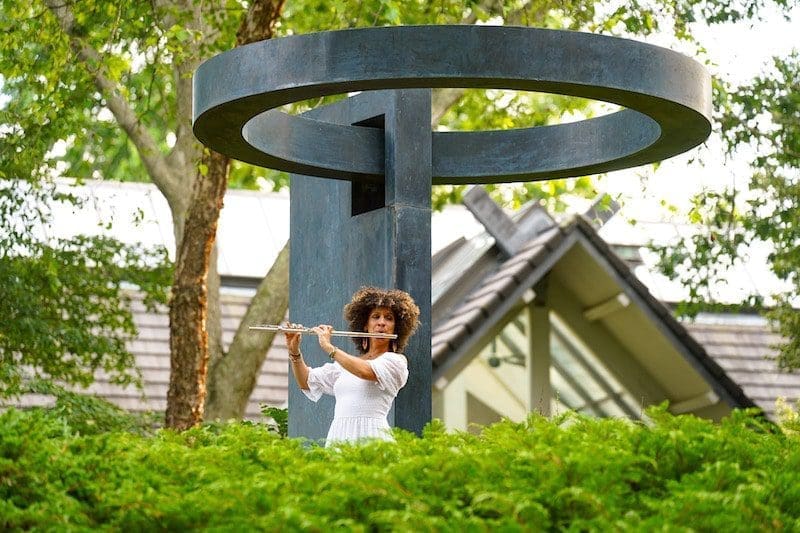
[194,25,711,184]
[192,25,711,440]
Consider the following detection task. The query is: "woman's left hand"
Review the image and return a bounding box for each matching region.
[312,324,334,353]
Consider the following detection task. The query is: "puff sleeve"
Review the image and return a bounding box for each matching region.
[368,352,409,397]
[302,362,341,402]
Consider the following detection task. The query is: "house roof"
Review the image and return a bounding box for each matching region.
[13,182,799,422]
[685,316,797,420]
[23,290,793,423]
[430,188,799,420]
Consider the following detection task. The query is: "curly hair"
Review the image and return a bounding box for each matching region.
[344,286,421,354]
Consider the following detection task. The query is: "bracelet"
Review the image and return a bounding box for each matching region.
[328,348,337,360]
[289,352,302,362]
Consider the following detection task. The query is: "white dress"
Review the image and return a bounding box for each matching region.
[302,352,409,447]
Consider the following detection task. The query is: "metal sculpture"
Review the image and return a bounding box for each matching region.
[193,25,711,440]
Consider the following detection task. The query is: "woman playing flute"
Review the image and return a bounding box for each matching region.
[284,286,420,447]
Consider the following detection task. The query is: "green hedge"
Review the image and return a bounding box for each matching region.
[1,404,799,531]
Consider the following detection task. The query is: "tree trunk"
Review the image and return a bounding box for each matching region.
[166,0,286,429]
[166,149,229,430]
[204,242,290,420]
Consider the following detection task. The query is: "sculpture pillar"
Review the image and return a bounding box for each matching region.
[288,90,432,441]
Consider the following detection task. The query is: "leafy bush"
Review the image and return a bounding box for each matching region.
[260,405,288,437]
[25,379,159,436]
[1,405,798,531]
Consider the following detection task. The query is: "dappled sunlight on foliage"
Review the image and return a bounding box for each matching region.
[776,398,800,435]
[1,404,798,529]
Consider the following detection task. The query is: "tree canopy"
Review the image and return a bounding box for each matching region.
[0,179,171,397]
[653,49,800,370]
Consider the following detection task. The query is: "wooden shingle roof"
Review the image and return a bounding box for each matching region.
[16,292,290,420]
[684,319,798,420]
[122,292,289,419]
[430,190,800,420]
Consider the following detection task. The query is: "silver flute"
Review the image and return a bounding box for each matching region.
[248,324,397,340]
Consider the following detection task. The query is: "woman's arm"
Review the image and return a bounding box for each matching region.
[313,325,377,381]
[289,355,311,390]
[284,324,311,389]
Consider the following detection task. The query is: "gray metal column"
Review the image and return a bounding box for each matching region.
[288,90,432,441]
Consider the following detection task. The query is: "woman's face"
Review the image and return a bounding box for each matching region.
[367,306,396,335]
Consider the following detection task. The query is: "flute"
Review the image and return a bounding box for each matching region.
[248,324,398,340]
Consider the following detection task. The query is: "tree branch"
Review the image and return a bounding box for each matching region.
[237,0,286,45]
[168,0,286,185]
[44,0,182,204]
[431,88,467,127]
[205,241,290,420]
[431,0,535,128]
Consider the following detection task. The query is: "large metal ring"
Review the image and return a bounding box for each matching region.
[193,25,711,184]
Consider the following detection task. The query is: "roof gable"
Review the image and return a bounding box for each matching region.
[431,189,762,416]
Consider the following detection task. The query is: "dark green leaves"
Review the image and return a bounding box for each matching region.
[0,181,171,396]
[1,406,798,529]
[653,53,800,369]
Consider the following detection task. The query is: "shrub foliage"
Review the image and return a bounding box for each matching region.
[1,405,798,531]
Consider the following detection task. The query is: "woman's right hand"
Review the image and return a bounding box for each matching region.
[284,322,302,355]
[311,324,335,354]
